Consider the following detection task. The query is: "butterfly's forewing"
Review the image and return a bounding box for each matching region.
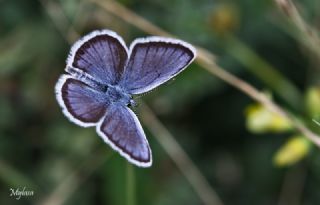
[97,105,152,167]
[67,30,128,85]
[120,37,196,94]
[55,75,109,127]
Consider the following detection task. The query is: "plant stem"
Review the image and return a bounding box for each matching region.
[126,163,135,205]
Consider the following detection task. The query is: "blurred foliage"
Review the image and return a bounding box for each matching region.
[1,0,320,205]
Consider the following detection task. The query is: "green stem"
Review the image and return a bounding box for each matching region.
[225,35,303,110]
[126,163,135,205]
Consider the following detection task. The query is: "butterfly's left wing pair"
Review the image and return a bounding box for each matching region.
[55,30,196,167]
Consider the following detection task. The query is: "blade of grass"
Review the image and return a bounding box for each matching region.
[225,35,303,110]
[275,0,320,58]
[126,163,135,205]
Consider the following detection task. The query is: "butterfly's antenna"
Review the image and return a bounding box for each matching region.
[135,90,154,98]
[134,77,177,99]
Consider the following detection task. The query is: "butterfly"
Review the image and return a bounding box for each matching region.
[55,29,196,167]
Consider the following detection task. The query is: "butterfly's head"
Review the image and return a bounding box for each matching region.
[128,98,137,108]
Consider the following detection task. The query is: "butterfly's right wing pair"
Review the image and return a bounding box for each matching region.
[55,30,195,167]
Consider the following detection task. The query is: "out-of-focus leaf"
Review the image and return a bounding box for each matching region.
[208,3,240,35]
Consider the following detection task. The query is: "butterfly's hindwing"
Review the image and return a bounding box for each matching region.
[97,105,152,167]
[55,75,109,127]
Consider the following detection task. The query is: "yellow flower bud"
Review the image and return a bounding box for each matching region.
[274,136,310,167]
[305,87,320,118]
[245,103,292,133]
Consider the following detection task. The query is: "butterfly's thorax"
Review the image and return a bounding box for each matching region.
[106,85,132,106]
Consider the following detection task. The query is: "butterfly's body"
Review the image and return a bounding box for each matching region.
[68,65,134,107]
[55,29,196,167]
[105,85,132,106]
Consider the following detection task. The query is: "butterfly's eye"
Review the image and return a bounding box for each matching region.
[128,98,137,107]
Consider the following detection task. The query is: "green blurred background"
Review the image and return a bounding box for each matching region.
[1,0,320,204]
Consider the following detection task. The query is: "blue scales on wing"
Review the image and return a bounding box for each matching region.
[68,31,128,85]
[59,76,109,125]
[120,38,195,94]
[97,105,152,167]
